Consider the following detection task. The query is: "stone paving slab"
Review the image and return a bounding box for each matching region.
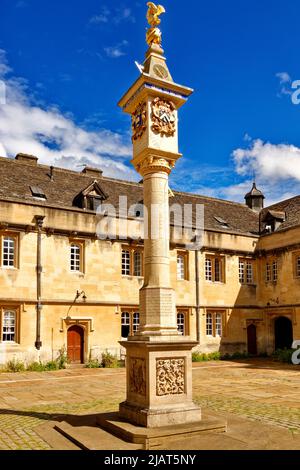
[0,359,300,450]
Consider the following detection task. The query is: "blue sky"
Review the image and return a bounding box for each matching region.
[0,0,300,205]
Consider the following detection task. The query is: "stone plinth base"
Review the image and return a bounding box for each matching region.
[119,401,201,428]
[97,412,227,450]
[120,339,200,428]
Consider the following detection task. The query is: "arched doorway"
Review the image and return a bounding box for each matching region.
[247,324,257,355]
[67,325,84,363]
[274,317,293,351]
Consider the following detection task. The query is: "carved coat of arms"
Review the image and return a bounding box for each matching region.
[151,97,176,136]
[131,102,147,141]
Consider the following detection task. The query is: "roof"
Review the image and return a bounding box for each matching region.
[261,196,300,232]
[0,156,260,236]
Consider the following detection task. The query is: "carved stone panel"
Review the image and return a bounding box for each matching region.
[129,357,146,396]
[131,102,147,142]
[156,358,185,396]
[151,97,176,136]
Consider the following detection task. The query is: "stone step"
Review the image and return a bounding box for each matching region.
[54,421,142,450]
[34,421,81,450]
[97,412,227,450]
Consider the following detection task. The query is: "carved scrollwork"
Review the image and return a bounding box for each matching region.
[129,358,146,396]
[156,358,185,396]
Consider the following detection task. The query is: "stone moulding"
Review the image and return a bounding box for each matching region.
[156,357,185,396]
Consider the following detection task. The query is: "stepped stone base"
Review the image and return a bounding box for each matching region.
[97,412,227,450]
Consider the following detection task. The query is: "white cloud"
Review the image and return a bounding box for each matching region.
[89,5,135,26]
[0,50,136,181]
[276,71,293,97]
[113,7,135,24]
[89,6,110,24]
[104,40,128,59]
[233,139,300,181]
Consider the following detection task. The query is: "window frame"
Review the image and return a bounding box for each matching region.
[176,309,189,336]
[0,306,20,344]
[206,311,225,338]
[265,257,278,284]
[293,252,300,279]
[177,251,189,281]
[0,232,19,269]
[239,258,255,285]
[69,240,85,274]
[205,255,225,283]
[121,309,140,338]
[121,246,143,277]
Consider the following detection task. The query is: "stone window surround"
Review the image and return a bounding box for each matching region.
[177,309,189,336]
[0,232,19,270]
[239,258,256,285]
[69,238,85,274]
[292,251,300,279]
[205,254,226,284]
[265,256,278,284]
[176,250,189,281]
[121,245,144,278]
[205,310,226,338]
[121,309,140,338]
[0,305,20,344]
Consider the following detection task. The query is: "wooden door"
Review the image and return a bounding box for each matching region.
[247,324,257,355]
[67,325,84,363]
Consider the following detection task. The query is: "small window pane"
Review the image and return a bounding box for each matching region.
[205,258,212,281]
[2,237,15,267]
[206,313,213,336]
[133,251,142,277]
[133,312,140,334]
[266,263,271,282]
[215,313,222,337]
[177,255,185,280]
[246,262,253,284]
[2,310,16,342]
[215,258,221,282]
[70,244,81,272]
[297,257,300,277]
[239,260,245,283]
[177,313,185,335]
[121,312,130,338]
[272,261,278,282]
[122,250,130,276]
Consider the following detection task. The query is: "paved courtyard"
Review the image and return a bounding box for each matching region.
[1,359,300,450]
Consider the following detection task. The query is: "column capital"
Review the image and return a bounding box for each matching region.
[132,148,182,176]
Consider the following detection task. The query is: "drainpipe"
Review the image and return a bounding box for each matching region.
[195,249,201,343]
[34,215,45,350]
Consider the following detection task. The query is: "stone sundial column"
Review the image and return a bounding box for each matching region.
[117,3,201,428]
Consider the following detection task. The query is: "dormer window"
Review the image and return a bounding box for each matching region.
[73,181,108,211]
[87,196,103,212]
[261,210,285,233]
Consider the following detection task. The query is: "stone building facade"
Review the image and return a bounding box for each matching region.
[0,153,299,364]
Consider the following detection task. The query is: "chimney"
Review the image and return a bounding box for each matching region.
[82,166,103,178]
[15,153,38,165]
